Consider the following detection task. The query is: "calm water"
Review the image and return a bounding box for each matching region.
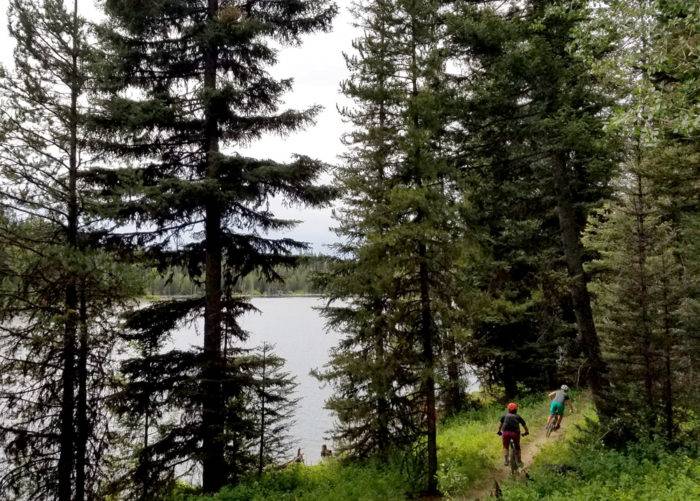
[174,297,338,465]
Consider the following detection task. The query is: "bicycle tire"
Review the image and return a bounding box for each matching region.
[545,419,555,438]
[509,439,518,475]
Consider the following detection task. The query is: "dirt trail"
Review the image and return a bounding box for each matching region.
[453,417,572,501]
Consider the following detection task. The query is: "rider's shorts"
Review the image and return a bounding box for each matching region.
[501,431,521,450]
[550,401,565,416]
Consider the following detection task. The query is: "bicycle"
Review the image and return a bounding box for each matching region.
[545,417,557,438]
[507,432,528,475]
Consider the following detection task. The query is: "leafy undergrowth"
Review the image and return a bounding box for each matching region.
[177,460,408,501]
[181,393,559,500]
[497,422,700,500]
[437,392,556,497]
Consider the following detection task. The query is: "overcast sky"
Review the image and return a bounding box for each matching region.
[0,1,357,252]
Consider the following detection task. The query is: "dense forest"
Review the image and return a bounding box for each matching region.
[0,0,697,500]
[146,257,330,297]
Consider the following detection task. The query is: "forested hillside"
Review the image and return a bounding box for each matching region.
[0,0,697,500]
[146,257,331,297]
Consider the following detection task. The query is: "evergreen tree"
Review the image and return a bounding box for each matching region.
[315,0,421,462]
[90,0,336,493]
[249,343,298,476]
[585,173,689,441]
[0,1,141,498]
[448,0,618,415]
[649,1,700,396]
[319,0,467,493]
[581,0,699,442]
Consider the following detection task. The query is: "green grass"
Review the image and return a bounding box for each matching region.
[182,393,559,500]
[497,419,700,500]
[178,460,409,501]
[437,393,554,496]
[178,393,698,501]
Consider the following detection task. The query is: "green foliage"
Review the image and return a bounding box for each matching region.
[180,461,408,501]
[90,0,338,493]
[182,394,569,500]
[437,394,553,496]
[248,343,300,476]
[580,0,700,443]
[146,257,331,297]
[499,433,700,500]
[446,0,618,400]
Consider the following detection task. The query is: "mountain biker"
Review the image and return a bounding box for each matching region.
[546,385,575,431]
[497,402,530,467]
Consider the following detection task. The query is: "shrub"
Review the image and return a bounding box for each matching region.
[500,433,700,500]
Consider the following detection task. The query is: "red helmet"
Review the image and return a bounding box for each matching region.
[507,402,518,412]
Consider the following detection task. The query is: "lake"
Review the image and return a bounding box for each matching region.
[175,296,338,465]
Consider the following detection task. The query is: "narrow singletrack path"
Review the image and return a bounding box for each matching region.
[454,416,573,500]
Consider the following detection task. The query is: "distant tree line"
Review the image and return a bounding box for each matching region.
[146,256,331,297]
[0,0,333,499]
[0,0,696,499]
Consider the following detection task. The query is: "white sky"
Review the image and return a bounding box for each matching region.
[0,0,357,252]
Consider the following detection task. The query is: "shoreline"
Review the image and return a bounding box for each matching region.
[142,293,324,301]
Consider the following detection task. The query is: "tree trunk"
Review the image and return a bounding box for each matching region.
[142,406,150,500]
[258,351,267,476]
[59,291,77,501]
[633,173,656,430]
[202,0,226,492]
[444,333,464,416]
[502,363,518,402]
[660,251,674,442]
[374,301,390,458]
[58,3,81,497]
[419,244,438,495]
[75,288,89,501]
[550,153,611,418]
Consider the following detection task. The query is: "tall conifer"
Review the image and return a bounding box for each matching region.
[90,0,336,492]
[448,0,617,415]
[319,0,466,493]
[0,1,141,498]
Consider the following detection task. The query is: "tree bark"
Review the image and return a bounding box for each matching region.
[660,252,674,442]
[444,333,464,416]
[633,173,656,429]
[550,153,611,417]
[373,301,390,458]
[258,350,267,476]
[502,363,518,402]
[59,291,77,501]
[75,288,89,501]
[202,0,226,492]
[419,244,438,495]
[58,2,81,497]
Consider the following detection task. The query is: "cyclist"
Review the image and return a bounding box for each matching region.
[546,385,575,431]
[497,402,529,467]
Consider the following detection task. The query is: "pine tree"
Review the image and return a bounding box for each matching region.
[249,343,299,476]
[0,1,141,498]
[585,172,690,441]
[447,0,618,415]
[318,0,467,493]
[581,0,700,441]
[314,0,421,462]
[89,0,336,493]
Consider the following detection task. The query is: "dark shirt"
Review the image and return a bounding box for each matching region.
[500,412,526,433]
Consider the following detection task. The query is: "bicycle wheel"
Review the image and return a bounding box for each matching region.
[545,419,555,438]
[509,440,518,475]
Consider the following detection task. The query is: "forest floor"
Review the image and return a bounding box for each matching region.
[183,391,698,500]
[453,410,580,500]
